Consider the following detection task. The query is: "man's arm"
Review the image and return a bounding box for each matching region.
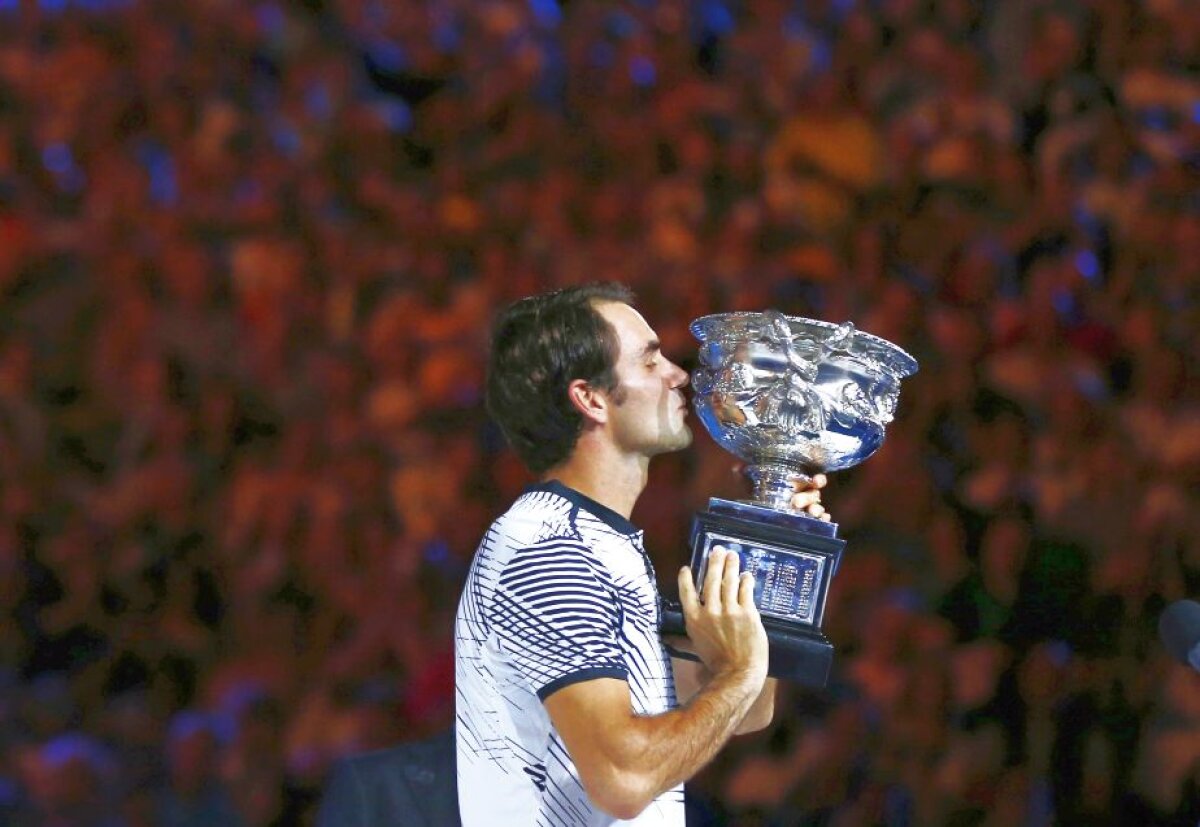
[671,657,777,734]
[543,548,768,819]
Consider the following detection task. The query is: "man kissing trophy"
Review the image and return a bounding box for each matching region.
[662,310,918,687]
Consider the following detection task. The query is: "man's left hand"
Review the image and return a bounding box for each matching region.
[790,473,831,521]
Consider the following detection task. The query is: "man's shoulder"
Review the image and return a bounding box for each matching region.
[496,486,573,528]
[484,488,586,552]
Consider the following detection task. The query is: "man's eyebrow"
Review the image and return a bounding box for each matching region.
[640,340,661,358]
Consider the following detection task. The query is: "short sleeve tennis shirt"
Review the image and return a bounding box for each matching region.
[455,481,684,826]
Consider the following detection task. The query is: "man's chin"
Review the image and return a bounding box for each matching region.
[639,424,693,458]
[661,425,693,454]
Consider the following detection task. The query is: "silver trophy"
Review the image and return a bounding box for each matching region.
[661,310,918,685]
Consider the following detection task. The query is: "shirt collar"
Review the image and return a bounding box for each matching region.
[526,479,640,536]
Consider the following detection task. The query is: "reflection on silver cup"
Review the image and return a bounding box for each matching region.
[691,310,918,511]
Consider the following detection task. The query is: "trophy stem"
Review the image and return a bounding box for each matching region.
[747,463,814,512]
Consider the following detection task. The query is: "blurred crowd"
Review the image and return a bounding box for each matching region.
[0,0,1197,824]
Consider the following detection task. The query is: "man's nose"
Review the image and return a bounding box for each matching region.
[670,361,689,389]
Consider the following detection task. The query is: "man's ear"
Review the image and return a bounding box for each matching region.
[567,378,608,425]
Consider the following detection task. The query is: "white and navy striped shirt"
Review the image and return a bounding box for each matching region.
[455,481,684,826]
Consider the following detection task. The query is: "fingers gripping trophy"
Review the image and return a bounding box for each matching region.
[661,311,918,687]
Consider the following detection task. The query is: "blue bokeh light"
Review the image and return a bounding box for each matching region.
[699,0,734,36]
[1052,287,1077,319]
[42,142,75,176]
[305,82,333,121]
[630,55,656,87]
[605,10,637,39]
[424,539,450,566]
[434,20,462,52]
[366,39,408,74]
[373,99,413,134]
[271,122,302,158]
[1073,249,1100,282]
[135,140,180,206]
[255,2,285,38]
[528,0,561,29]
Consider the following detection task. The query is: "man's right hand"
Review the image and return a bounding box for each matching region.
[677,548,768,682]
[544,547,771,818]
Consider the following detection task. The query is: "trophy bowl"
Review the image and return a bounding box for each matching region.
[690,310,918,512]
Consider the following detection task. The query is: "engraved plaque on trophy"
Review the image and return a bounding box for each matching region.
[662,311,918,686]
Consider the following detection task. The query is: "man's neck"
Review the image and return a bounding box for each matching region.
[543,441,649,520]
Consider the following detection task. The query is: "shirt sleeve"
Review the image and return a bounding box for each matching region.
[493,540,629,700]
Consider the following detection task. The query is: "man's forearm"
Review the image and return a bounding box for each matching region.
[611,667,764,811]
[551,550,774,818]
[737,677,777,734]
[673,656,777,735]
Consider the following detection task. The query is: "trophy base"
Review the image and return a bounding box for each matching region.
[661,603,834,688]
[660,498,845,687]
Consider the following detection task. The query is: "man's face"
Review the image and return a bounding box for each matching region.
[595,301,693,458]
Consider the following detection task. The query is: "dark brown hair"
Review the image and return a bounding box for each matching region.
[485,283,634,474]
